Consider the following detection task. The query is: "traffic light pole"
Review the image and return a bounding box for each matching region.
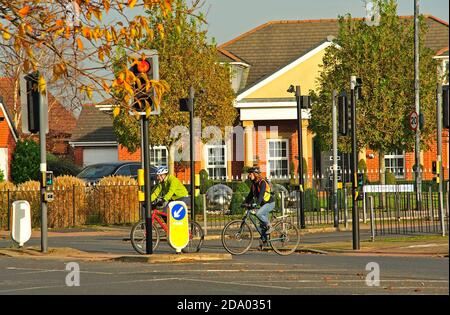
[189,87,195,222]
[350,76,360,250]
[295,86,306,229]
[39,89,48,253]
[142,115,153,255]
[332,90,339,228]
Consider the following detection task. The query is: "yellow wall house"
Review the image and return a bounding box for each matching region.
[218,17,449,187]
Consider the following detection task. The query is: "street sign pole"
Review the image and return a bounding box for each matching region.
[350,76,360,250]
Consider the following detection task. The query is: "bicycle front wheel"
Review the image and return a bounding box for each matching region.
[130,220,160,254]
[221,220,253,255]
[182,221,205,253]
[269,221,300,256]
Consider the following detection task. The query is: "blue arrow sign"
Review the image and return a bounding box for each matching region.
[171,204,186,221]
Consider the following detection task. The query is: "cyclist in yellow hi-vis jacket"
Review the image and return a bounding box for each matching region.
[150,167,190,209]
[243,167,275,236]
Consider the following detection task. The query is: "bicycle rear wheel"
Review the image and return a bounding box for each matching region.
[182,221,205,253]
[269,221,300,256]
[130,220,160,254]
[221,220,253,255]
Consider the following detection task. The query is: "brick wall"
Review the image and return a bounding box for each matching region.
[363,132,449,183]
[118,145,141,161]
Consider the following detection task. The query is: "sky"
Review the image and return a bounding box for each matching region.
[200,0,449,45]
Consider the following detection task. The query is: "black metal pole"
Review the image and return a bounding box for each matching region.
[295,86,306,229]
[332,90,339,228]
[351,77,360,250]
[39,77,48,253]
[414,0,422,213]
[143,115,153,255]
[189,87,195,222]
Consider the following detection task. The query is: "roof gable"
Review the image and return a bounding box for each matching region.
[237,40,333,100]
[220,16,449,90]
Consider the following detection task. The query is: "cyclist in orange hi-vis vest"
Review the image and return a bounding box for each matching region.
[242,167,275,236]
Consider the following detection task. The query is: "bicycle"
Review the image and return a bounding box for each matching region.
[221,204,300,256]
[130,201,205,254]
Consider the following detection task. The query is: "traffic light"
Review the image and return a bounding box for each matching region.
[357,173,365,187]
[179,98,191,112]
[355,78,363,100]
[129,58,154,113]
[338,91,349,136]
[443,85,449,129]
[45,171,54,187]
[432,161,437,175]
[24,71,41,133]
[300,96,312,109]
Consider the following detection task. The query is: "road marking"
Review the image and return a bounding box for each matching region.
[0,277,181,294]
[179,277,291,290]
[6,267,113,275]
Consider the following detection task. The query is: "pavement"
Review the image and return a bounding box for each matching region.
[0,227,448,295]
[0,226,448,260]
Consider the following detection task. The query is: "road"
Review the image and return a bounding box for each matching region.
[0,232,448,295]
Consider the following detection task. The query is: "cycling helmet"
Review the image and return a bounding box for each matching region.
[247,167,261,174]
[155,166,169,175]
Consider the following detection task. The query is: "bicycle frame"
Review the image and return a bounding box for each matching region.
[151,208,168,233]
[241,208,287,243]
[241,208,268,239]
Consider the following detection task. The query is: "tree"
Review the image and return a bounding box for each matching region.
[112,0,237,161]
[11,139,40,184]
[0,0,177,112]
[309,0,438,184]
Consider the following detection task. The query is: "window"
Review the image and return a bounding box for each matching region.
[115,165,132,176]
[385,150,405,178]
[267,139,289,178]
[150,146,168,168]
[205,145,227,179]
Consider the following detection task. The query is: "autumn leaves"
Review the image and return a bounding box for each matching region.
[0,0,172,111]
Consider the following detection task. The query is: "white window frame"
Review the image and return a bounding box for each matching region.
[266,139,290,178]
[385,150,405,179]
[205,144,227,180]
[150,146,168,168]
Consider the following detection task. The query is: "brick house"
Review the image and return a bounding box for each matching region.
[0,97,19,181]
[216,15,449,186]
[0,77,78,161]
[73,16,448,186]
[69,104,119,167]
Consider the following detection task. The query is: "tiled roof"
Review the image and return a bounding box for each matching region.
[70,105,117,143]
[0,77,77,136]
[219,16,449,91]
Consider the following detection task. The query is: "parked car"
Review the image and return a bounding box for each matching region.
[77,162,157,184]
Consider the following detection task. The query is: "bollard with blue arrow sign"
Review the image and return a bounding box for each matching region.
[168,201,190,253]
